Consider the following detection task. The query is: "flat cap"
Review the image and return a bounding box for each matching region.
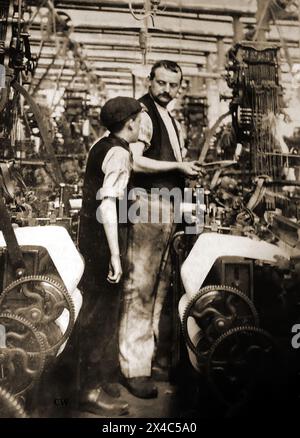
[100,96,142,130]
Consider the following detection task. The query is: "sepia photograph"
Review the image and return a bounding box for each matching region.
[0,0,299,424]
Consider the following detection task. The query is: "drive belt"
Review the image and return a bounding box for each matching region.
[0,162,14,200]
[0,195,26,278]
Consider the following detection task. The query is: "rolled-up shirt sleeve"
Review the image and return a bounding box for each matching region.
[137,111,153,151]
[99,146,131,200]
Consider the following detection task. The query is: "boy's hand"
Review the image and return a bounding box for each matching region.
[107,254,122,284]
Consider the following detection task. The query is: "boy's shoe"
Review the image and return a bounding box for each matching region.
[80,386,129,416]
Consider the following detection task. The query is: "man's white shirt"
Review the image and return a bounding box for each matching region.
[154,101,183,162]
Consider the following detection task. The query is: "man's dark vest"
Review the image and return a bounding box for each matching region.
[133,93,185,192]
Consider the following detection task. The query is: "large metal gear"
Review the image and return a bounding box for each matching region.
[0,275,75,355]
[182,285,259,368]
[0,385,28,418]
[0,312,46,396]
[206,325,277,406]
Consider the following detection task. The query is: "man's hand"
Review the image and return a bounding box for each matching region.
[107,254,122,284]
[178,161,205,177]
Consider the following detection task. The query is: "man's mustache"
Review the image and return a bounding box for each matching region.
[158,93,171,99]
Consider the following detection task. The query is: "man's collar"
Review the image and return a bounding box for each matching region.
[149,96,170,114]
[154,101,169,113]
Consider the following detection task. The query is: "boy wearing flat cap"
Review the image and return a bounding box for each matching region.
[77,96,143,416]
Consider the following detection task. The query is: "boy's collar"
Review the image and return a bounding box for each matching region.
[109,133,130,149]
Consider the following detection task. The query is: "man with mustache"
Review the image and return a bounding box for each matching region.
[119,60,202,398]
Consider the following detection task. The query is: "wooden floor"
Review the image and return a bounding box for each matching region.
[75,382,178,419]
[29,380,188,419]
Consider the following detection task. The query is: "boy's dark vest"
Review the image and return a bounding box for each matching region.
[80,133,130,222]
[79,134,130,275]
[133,93,185,193]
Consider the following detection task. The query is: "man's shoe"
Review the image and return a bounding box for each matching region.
[152,365,169,382]
[123,377,158,399]
[80,387,129,416]
[102,382,121,398]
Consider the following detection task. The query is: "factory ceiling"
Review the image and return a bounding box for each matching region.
[27,1,300,95]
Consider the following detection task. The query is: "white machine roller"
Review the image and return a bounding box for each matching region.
[0,226,84,397]
[178,232,290,371]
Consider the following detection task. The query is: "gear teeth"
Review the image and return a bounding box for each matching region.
[206,325,276,405]
[0,275,76,355]
[0,312,46,396]
[181,285,260,360]
[209,325,274,349]
[0,386,28,418]
[2,275,68,295]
